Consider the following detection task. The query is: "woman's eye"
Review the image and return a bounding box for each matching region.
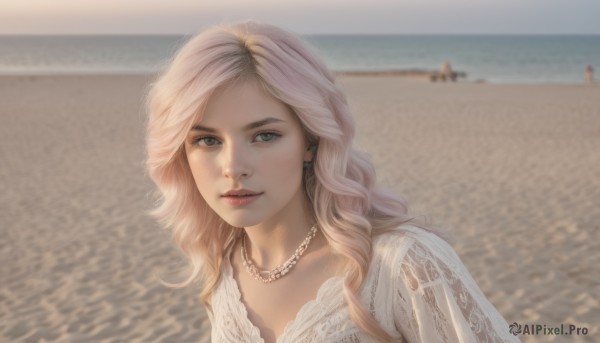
[255,132,281,142]
[193,136,220,146]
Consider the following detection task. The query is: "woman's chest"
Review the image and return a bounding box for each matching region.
[211,274,363,343]
[234,258,343,342]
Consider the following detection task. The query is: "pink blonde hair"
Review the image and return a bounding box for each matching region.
[146,21,447,342]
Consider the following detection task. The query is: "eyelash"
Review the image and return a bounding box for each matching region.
[191,131,282,147]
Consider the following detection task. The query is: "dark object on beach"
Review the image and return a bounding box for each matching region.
[335,69,467,81]
[430,60,465,82]
[429,70,467,82]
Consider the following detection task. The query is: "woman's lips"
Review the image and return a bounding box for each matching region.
[222,193,263,206]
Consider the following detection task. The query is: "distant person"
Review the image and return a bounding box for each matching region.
[440,60,454,81]
[146,21,518,342]
[585,65,594,83]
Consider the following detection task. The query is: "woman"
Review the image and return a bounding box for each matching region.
[146,21,518,342]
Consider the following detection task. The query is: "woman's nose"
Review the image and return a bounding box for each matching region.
[221,141,252,179]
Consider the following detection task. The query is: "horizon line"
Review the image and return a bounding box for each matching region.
[1,32,600,37]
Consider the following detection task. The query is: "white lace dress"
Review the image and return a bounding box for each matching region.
[209,225,520,342]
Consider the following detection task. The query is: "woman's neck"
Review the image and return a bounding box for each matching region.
[243,218,320,270]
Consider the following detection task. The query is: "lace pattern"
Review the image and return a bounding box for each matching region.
[209,225,519,342]
[396,229,518,342]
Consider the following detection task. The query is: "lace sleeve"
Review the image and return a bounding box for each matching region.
[392,230,520,342]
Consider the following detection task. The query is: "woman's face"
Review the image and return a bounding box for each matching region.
[184,78,314,228]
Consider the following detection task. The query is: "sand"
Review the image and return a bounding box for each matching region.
[0,74,598,342]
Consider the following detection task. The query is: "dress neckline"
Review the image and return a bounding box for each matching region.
[222,249,344,343]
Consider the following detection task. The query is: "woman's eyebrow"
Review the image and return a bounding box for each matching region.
[190,117,285,132]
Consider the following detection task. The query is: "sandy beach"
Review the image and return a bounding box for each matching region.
[1,74,598,342]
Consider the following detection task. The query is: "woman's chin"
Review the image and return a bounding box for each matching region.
[219,215,263,229]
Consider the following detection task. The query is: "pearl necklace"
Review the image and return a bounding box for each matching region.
[241,224,318,283]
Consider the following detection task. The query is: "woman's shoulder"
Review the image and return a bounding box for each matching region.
[371,223,452,263]
[369,223,482,300]
[369,223,466,291]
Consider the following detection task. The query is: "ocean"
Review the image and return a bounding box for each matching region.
[1,34,599,84]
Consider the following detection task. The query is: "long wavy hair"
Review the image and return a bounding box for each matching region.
[146,21,447,342]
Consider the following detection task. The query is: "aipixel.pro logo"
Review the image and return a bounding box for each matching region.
[509,322,588,336]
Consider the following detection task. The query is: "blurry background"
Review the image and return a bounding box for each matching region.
[1,1,599,342]
[1,0,600,83]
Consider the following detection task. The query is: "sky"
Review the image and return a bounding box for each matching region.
[1,0,599,35]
